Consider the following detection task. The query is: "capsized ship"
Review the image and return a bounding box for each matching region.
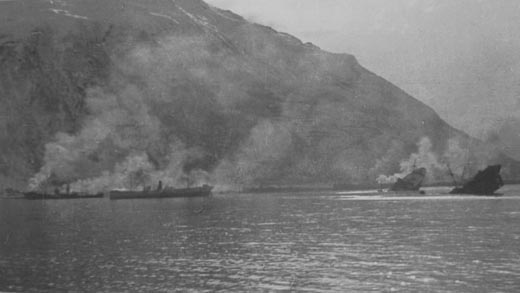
[109,182,213,200]
[450,165,504,195]
[390,168,427,192]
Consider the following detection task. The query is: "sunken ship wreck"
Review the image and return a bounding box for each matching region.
[450,165,504,195]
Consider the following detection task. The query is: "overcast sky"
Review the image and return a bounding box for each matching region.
[206,0,520,138]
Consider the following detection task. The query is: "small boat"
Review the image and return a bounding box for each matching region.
[449,165,504,196]
[23,191,104,200]
[109,184,213,200]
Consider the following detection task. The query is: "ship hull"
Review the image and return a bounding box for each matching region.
[24,192,104,200]
[390,168,427,192]
[449,165,504,196]
[449,188,503,196]
[109,186,213,200]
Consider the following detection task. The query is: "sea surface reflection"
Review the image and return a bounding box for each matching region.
[1,186,520,292]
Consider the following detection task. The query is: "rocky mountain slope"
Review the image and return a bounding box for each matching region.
[1,0,517,191]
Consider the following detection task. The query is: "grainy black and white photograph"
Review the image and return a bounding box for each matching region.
[1,0,520,291]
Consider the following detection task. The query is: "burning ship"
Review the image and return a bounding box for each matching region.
[389,167,427,193]
[24,184,103,200]
[109,181,213,200]
[25,165,213,200]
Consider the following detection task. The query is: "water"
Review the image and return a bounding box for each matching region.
[1,186,520,292]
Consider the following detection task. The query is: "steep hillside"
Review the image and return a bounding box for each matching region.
[0,0,517,191]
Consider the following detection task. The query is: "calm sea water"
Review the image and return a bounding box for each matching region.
[1,186,520,292]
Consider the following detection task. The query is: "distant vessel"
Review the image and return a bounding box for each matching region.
[333,168,427,196]
[24,191,103,200]
[109,184,213,200]
[450,165,504,195]
[390,168,427,192]
[3,188,23,198]
[23,183,103,200]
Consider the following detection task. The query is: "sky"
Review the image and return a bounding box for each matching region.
[205,0,520,138]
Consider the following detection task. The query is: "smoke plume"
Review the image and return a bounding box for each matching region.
[27,33,300,192]
[376,137,478,185]
[25,16,513,193]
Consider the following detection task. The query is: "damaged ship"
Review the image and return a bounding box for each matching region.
[24,185,103,200]
[109,182,213,200]
[24,191,104,200]
[449,165,504,195]
[390,167,427,192]
[332,168,427,196]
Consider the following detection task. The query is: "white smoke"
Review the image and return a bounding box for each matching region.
[27,82,209,192]
[376,137,471,185]
[212,120,294,191]
[27,34,295,193]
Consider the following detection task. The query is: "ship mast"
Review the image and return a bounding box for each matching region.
[446,163,458,186]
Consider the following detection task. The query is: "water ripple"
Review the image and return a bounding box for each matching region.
[1,191,520,291]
